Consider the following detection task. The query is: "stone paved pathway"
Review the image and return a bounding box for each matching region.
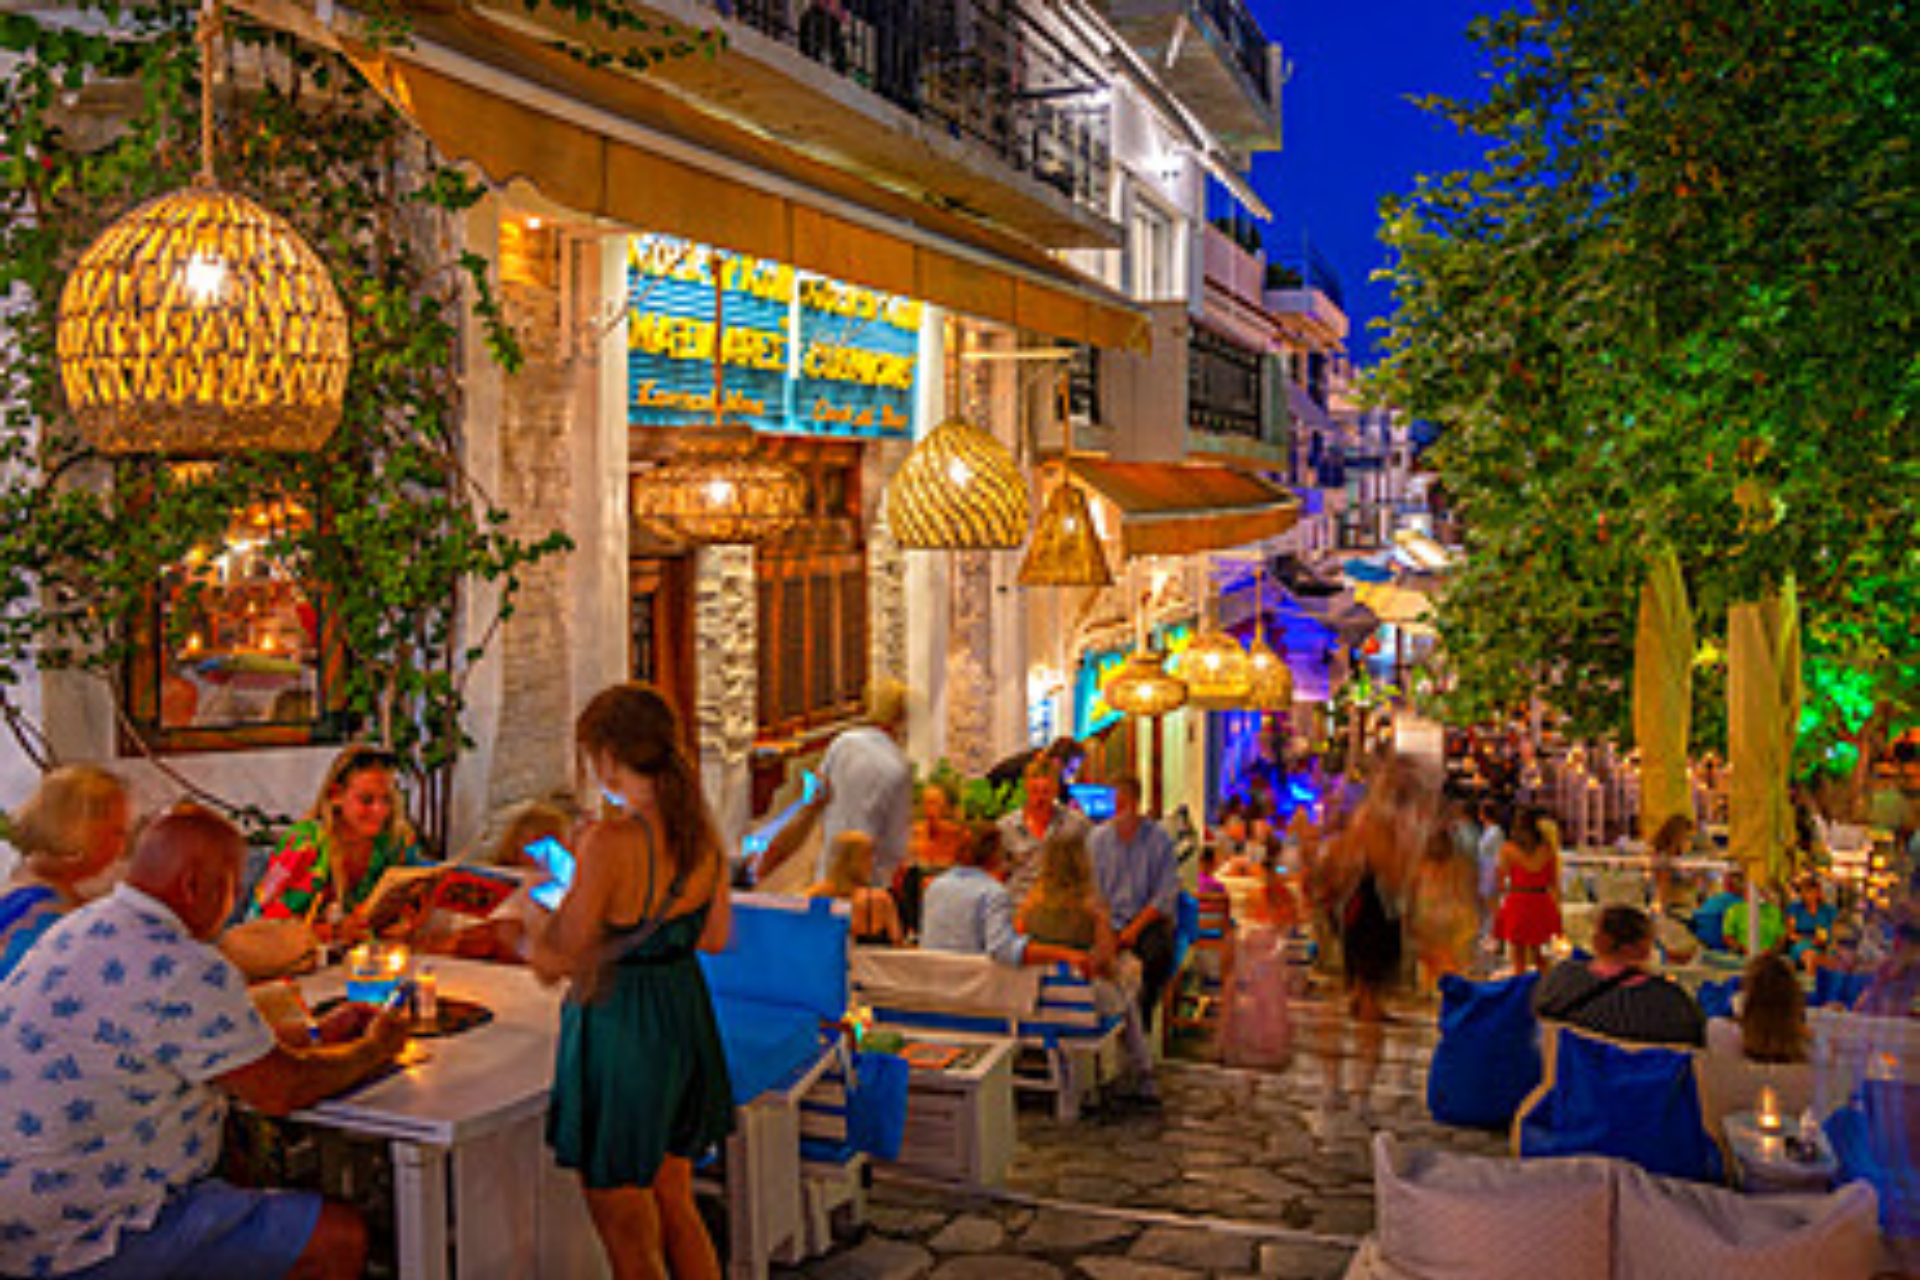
[775,995,1510,1280]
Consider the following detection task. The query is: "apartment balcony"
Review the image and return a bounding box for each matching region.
[1087,0,1283,154]
[450,0,1122,249]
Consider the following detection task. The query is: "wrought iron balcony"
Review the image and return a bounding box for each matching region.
[719,0,1112,217]
[1190,0,1273,108]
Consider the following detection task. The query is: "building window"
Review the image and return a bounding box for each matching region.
[755,441,868,742]
[1129,195,1180,302]
[125,488,343,751]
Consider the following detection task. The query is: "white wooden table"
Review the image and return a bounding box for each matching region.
[878,1036,1014,1187]
[1723,1110,1838,1194]
[289,959,607,1280]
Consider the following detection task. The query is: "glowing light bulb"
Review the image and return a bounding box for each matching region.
[182,253,227,303]
[705,478,736,506]
[946,458,973,487]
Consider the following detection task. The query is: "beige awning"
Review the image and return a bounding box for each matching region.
[1070,460,1298,559]
[239,1,1149,351]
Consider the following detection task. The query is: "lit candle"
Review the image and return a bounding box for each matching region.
[417,965,439,1023]
[1756,1084,1782,1133]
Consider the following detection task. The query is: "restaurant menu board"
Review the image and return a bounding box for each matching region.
[627,233,920,440]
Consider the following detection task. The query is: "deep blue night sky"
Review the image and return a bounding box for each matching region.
[1235,0,1505,366]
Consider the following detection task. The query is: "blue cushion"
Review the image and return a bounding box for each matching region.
[1827,1082,1920,1236]
[710,995,824,1104]
[1171,891,1200,973]
[1427,971,1542,1128]
[701,896,849,1023]
[1696,977,1741,1020]
[1517,1026,1724,1183]
[1811,968,1871,1009]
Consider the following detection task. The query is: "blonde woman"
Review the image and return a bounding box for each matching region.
[1,765,133,979]
[1017,829,1115,964]
[250,745,425,933]
[809,831,904,946]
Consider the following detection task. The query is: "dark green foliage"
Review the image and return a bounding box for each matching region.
[1374,0,1919,766]
[0,2,572,848]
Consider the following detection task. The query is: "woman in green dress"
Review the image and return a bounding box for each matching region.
[535,684,733,1280]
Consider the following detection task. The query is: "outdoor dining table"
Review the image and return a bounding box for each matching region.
[286,957,607,1280]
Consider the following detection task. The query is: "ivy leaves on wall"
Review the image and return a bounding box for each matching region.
[0,1,572,849]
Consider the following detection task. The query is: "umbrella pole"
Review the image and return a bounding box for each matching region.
[1746,878,1761,960]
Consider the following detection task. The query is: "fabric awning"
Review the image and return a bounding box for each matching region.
[1069,460,1298,558]
[268,2,1149,351]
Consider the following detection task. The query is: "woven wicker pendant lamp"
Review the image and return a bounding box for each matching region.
[1104,646,1188,716]
[1179,568,1251,709]
[885,330,1027,550]
[630,249,806,545]
[1018,474,1112,587]
[1238,565,1294,711]
[56,1,350,455]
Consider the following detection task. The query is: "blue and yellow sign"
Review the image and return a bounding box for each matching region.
[627,234,921,439]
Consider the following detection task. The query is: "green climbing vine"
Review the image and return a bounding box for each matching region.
[0,1,572,850]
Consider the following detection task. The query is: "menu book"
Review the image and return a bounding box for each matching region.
[359,864,521,936]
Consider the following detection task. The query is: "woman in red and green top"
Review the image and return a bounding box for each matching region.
[250,745,425,934]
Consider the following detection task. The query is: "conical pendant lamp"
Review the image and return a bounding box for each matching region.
[57,0,350,455]
[1238,565,1294,711]
[1018,478,1112,586]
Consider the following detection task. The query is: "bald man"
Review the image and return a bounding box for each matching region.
[0,804,407,1280]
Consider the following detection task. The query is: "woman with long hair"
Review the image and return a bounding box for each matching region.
[1017,828,1114,960]
[535,684,732,1280]
[0,765,132,979]
[251,745,424,933]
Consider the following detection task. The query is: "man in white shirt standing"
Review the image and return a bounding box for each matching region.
[0,804,406,1280]
[761,679,914,889]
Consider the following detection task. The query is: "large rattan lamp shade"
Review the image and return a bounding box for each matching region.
[57,187,350,455]
[1019,480,1112,587]
[885,417,1028,550]
[1179,630,1252,710]
[631,429,807,545]
[1104,648,1188,717]
[1241,634,1295,710]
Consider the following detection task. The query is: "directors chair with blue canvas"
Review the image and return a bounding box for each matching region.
[1514,1023,1727,1185]
[699,894,884,1278]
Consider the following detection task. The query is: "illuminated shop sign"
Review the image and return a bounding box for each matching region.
[627,234,921,439]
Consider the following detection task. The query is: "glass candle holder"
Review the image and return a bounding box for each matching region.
[346,942,410,1006]
[1756,1084,1783,1133]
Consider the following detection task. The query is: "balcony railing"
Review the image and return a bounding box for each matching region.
[721,0,1112,215]
[1189,0,1273,107]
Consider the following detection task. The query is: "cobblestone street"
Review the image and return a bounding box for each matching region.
[779,996,1509,1280]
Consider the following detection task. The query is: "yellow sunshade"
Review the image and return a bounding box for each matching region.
[1070,460,1298,559]
[1632,548,1695,840]
[1728,580,1802,886]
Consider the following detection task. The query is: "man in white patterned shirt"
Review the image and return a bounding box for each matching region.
[0,805,406,1280]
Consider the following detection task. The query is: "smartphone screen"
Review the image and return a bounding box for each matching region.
[525,836,575,912]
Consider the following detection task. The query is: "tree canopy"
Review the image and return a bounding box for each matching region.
[1375,0,1918,774]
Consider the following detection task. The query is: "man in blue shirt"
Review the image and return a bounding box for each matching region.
[1090,776,1182,1032]
[922,825,1090,971]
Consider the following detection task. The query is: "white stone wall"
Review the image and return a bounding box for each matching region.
[695,544,757,847]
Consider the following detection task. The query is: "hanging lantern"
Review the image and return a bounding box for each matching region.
[1241,634,1295,711]
[884,417,1028,550]
[56,4,349,455]
[631,428,807,545]
[1104,647,1188,717]
[1178,629,1252,710]
[1018,480,1112,587]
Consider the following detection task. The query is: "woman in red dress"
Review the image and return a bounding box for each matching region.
[1494,809,1562,974]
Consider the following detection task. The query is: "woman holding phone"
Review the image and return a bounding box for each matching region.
[534,683,732,1280]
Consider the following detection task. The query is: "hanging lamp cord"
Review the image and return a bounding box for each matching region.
[196,0,224,186]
